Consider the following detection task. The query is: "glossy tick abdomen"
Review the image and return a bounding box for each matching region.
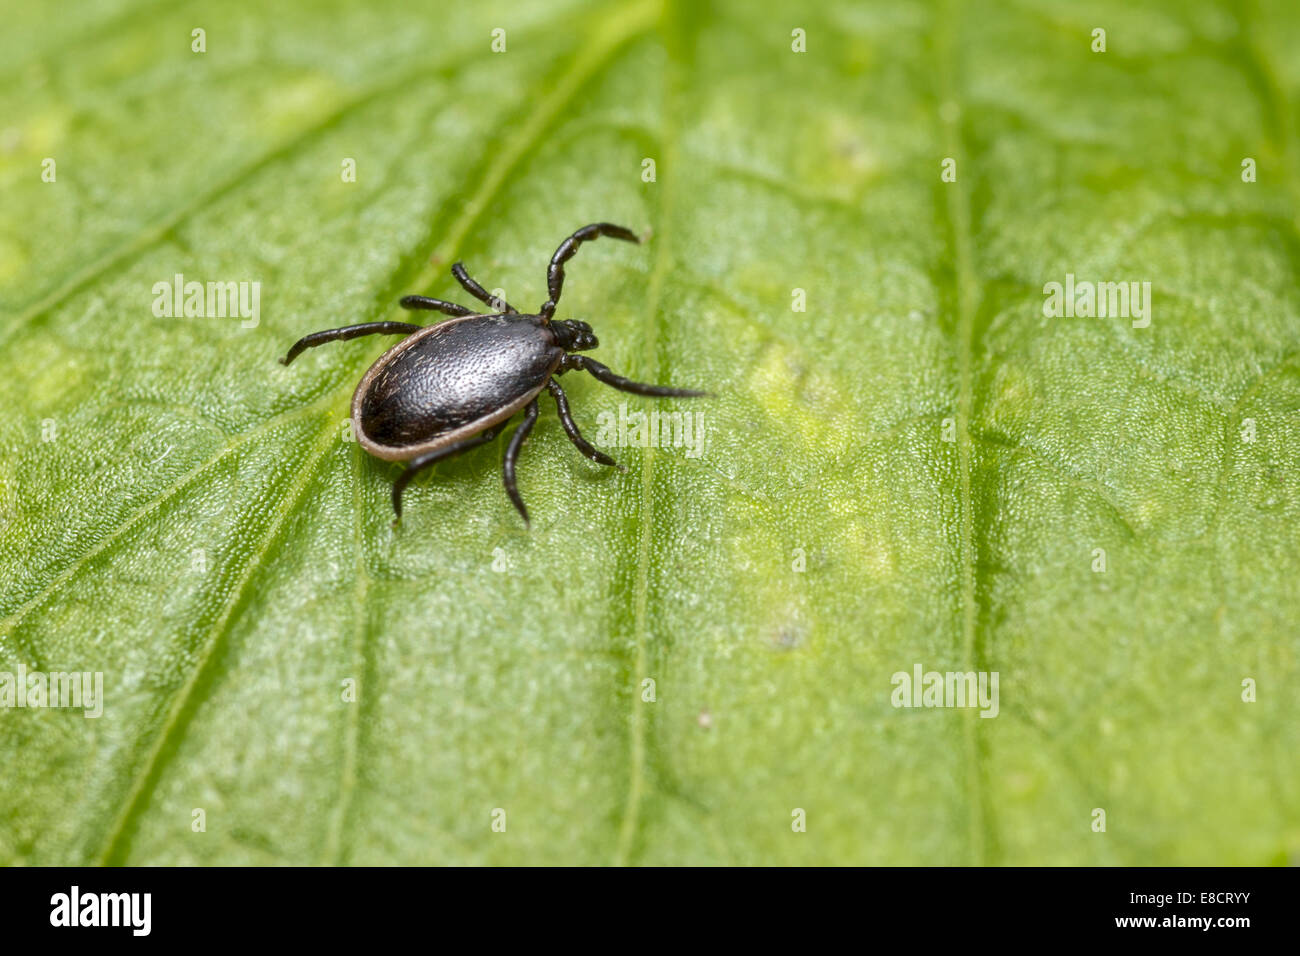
[356,315,561,452]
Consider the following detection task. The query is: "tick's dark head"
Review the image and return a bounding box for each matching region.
[550,319,599,352]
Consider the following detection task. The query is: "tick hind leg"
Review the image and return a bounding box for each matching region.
[451,262,517,314]
[391,427,501,522]
[546,380,623,471]
[562,355,709,398]
[279,322,422,365]
[539,223,640,320]
[503,399,539,525]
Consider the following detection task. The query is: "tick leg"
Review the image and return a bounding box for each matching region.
[546,380,624,471]
[565,355,709,398]
[503,399,539,525]
[279,322,421,365]
[398,295,476,317]
[452,262,517,314]
[539,222,640,320]
[391,427,499,522]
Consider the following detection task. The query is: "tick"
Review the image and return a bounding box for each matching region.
[279,223,705,525]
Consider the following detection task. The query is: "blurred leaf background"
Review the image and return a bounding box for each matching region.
[0,0,1297,865]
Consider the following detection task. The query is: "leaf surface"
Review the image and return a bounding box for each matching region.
[0,0,1297,864]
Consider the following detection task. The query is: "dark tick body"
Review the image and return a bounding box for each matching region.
[279,223,705,525]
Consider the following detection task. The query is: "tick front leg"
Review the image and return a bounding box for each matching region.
[391,427,500,522]
[503,399,539,525]
[398,295,476,317]
[539,222,640,320]
[546,380,623,471]
[451,262,517,314]
[279,322,422,365]
[563,355,709,398]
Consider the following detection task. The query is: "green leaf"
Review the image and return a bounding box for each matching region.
[1,0,1298,865]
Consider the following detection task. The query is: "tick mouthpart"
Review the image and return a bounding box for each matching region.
[551,319,599,351]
